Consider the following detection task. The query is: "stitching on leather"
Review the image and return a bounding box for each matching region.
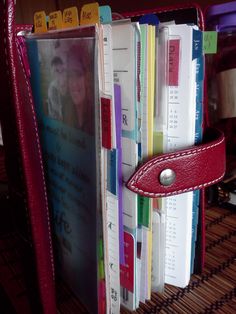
[15,25,32,33]
[131,173,225,197]
[130,136,224,194]
[15,41,55,280]
[3,7,32,237]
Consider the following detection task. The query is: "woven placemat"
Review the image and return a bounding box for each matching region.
[0,205,235,313]
[120,205,236,314]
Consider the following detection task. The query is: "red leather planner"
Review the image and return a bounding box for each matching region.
[0,0,226,313]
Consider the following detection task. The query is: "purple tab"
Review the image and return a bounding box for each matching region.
[114,84,125,265]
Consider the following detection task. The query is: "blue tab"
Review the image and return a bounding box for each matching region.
[196,55,204,82]
[139,13,159,25]
[191,190,200,273]
[107,149,117,195]
[195,108,203,144]
[193,190,200,207]
[99,5,112,24]
[196,82,203,103]
[138,142,142,160]
[195,110,203,129]
[192,29,203,60]
[122,129,137,141]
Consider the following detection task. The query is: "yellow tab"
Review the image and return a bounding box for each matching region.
[80,2,99,25]
[48,10,63,31]
[147,25,155,157]
[62,7,79,28]
[34,11,47,33]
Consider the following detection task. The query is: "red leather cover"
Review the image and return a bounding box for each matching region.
[127,128,225,197]
[0,1,226,313]
[0,1,56,313]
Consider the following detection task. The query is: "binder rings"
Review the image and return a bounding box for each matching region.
[0,0,226,313]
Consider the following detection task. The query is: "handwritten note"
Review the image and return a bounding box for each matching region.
[48,10,63,31]
[80,2,99,25]
[203,31,218,54]
[62,7,79,28]
[99,5,112,24]
[34,11,47,33]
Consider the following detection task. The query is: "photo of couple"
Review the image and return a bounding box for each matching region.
[41,38,96,135]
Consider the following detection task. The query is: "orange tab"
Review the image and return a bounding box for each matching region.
[62,7,79,28]
[34,11,47,33]
[48,10,63,30]
[80,2,99,26]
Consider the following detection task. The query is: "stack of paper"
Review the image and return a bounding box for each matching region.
[25,4,204,313]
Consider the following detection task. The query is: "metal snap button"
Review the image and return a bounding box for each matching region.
[159,169,176,186]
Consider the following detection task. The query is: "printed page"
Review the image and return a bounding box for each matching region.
[102,24,116,148]
[112,21,138,311]
[102,24,121,313]
[163,24,196,288]
[112,21,138,233]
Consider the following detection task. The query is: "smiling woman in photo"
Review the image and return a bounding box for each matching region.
[67,41,95,135]
[47,56,67,121]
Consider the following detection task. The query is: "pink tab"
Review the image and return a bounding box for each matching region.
[169,39,180,86]
[98,280,106,314]
[120,232,134,293]
[101,97,112,149]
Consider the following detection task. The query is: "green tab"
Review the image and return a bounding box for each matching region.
[203,31,218,54]
[99,260,105,279]
[153,131,164,155]
[98,239,105,279]
[138,195,150,227]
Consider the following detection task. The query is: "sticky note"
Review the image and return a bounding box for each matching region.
[34,11,47,33]
[80,2,99,25]
[48,10,63,30]
[62,7,79,28]
[153,131,164,155]
[99,5,112,24]
[203,31,218,54]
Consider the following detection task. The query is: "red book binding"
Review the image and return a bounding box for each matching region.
[0,0,226,313]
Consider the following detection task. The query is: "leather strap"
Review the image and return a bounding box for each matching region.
[127,128,225,198]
